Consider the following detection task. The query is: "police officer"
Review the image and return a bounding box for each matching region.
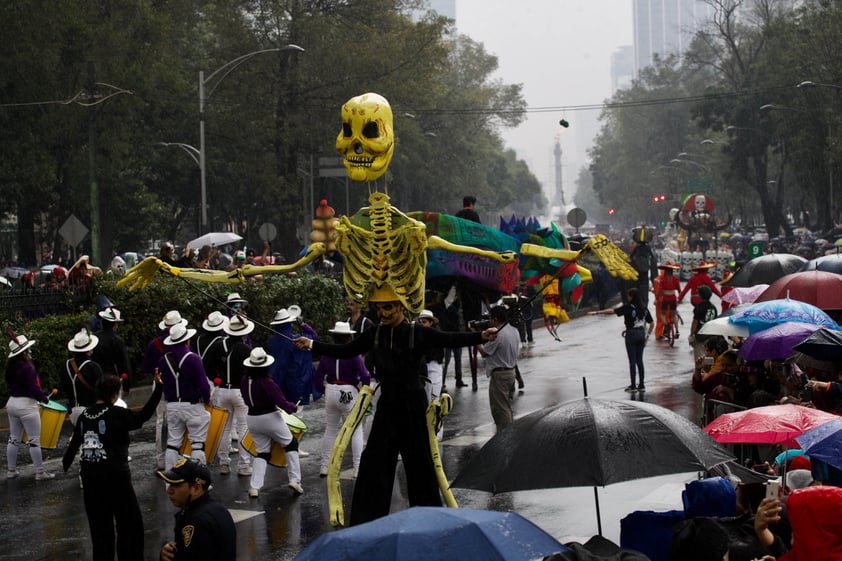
[157,457,236,561]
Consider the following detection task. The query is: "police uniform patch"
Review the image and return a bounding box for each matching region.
[182,525,195,547]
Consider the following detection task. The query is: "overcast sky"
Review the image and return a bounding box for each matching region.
[456,0,633,212]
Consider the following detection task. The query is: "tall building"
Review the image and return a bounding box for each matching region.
[632,0,713,76]
[611,46,635,91]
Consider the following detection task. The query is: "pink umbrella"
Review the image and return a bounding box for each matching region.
[704,404,840,448]
[722,284,770,306]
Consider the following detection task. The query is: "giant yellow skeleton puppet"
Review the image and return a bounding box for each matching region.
[118,92,636,527]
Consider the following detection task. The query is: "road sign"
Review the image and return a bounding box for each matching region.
[258,222,278,242]
[319,156,346,178]
[567,207,587,229]
[748,241,764,259]
[686,177,712,193]
[58,214,88,247]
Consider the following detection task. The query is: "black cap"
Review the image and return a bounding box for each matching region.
[156,457,212,486]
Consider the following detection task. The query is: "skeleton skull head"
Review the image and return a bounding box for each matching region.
[694,195,707,213]
[335,93,395,182]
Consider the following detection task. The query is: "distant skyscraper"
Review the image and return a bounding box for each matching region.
[611,46,635,91]
[632,0,713,76]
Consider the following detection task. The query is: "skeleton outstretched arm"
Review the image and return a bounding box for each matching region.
[116,243,327,291]
[427,235,518,264]
[519,234,638,282]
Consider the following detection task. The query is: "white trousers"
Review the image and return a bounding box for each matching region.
[424,361,443,403]
[247,412,301,490]
[213,388,250,468]
[165,402,210,469]
[6,397,44,471]
[321,384,364,473]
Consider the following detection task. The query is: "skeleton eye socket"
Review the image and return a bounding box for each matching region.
[342,123,352,137]
[375,302,397,312]
[362,121,380,139]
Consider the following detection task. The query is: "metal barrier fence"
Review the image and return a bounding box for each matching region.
[0,287,78,320]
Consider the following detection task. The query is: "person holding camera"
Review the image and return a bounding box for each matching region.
[268,306,320,406]
[478,305,520,432]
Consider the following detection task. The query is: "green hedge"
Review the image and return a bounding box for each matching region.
[2,272,346,402]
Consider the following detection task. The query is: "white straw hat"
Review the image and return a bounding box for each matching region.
[164,323,197,346]
[270,308,296,325]
[67,330,99,353]
[223,315,255,337]
[98,307,124,322]
[202,311,228,332]
[328,321,356,335]
[243,347,275,368]
[8,335,36,358]
[159,310,188,331]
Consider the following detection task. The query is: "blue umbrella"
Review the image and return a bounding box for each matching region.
[728,298,841,334]
[292,507,568,561]
[795,418,842,471]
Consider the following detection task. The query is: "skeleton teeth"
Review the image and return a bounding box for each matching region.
[345,155,374,168]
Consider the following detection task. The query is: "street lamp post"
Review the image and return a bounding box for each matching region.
[796,80,840,224]
[198,45,304,233]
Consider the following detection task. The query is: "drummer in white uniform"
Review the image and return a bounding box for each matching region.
[240,347,302,498]
[5,335,56,480]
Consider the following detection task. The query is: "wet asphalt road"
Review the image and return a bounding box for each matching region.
[1,301,707,560]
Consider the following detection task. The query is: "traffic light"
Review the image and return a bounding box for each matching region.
[310,199,339,253]
[608,208,615,215]
[652,194,666,203]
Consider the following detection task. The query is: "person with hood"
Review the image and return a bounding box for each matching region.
[754,485,842,560]
[268,307,320,405]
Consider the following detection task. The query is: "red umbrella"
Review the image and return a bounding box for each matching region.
[755,270,842,310]
[704,404,839,448]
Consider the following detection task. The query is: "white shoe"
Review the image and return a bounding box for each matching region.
[237,466,253,476]
[219,464,231,475]
[230,447,239,454]
[248,487,259,498]
[6,470,18,479]
[319,466,328,477]
[288,481,304,495]
[298,450,310,458]
[231,430,240,441]
[35,471,55,481]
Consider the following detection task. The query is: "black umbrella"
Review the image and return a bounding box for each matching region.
[723,253,807,287]
[451,395,734,535]
[792,327,842,362]
[798,252,842,275]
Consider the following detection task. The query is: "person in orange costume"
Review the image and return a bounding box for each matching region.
[678,261,721,306]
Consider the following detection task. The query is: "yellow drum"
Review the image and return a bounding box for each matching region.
[180,405,229,463]
[25,400,67,450]
[241,411,306,468]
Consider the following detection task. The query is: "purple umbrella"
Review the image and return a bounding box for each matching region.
[738,322,824,361]
[728,298,841,334]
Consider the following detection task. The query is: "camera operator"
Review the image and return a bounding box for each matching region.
[478,305,520,432]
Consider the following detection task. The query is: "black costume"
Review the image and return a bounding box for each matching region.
[93,323,132,389]
[170,492,236,561]
[62,382,162,561]
[312,322,483,525]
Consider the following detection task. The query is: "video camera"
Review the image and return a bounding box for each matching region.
[467,317,491,331]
